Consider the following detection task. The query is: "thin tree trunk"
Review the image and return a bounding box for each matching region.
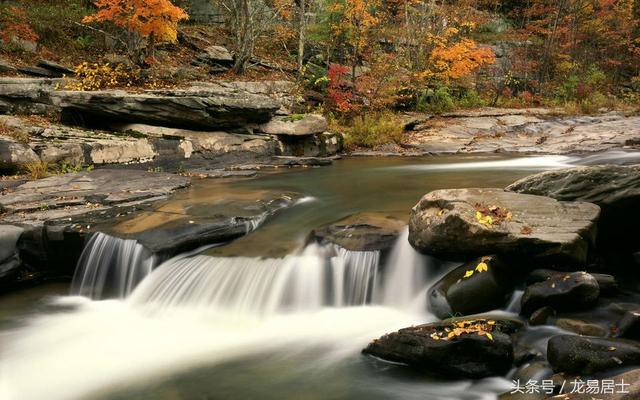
[298,0,306,73]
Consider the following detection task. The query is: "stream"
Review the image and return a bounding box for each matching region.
[1,151,639,400]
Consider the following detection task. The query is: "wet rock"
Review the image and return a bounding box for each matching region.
[260,114,328,136]
[556,318,607,336]
[52,85,281,130]
[0,169,190,227]
[548,335,640,374]
[363,317,518,378]
[520,272,600,316]
[408,188,600,265]
[428,255,515,319]
[507,165,640,252]
[311,213,405,252]
[0,225,24,284]
[614,310,640,341]
[551,368,640,399]
[527,268,618,294]
[529,306,556,326]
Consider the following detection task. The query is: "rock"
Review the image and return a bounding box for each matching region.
[556,318,607,336]
[408,188,600,265]
[507,165,640,252]
[36,59,75,75]
[403,111,640,155]
[0,59,17,73]
[428,255,515,319]
[196,45,234,70]
[260,114,328,136]
[0,77,61,115]
[277,131,343,157]
[547,335,640,374]
[0,136,39,171]
[0,169,190,227]
[614,310,640,341]
[528,306,556,326]
[17,66,62,78]
[363,317,518,378]
[0,225,24,262]
[11,37,37,53]
[52,84,282,130]
[550,368,640,399]
[108,190,302,258]
[520,272,600,316]
[311,213,405,252]
[527,268,618,294]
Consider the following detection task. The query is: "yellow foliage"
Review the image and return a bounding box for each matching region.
[429,319,496,342]
[58,63,169,91]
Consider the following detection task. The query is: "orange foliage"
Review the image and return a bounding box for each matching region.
[429,39,496,81]
[0,6,39,44]
[83,0,188,43]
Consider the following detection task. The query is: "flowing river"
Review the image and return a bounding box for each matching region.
[2,151,639,400]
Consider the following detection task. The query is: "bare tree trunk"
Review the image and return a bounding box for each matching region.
[297,0,306,73]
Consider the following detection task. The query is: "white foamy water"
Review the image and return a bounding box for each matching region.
[388,155,575,171]
[0,229,443,400]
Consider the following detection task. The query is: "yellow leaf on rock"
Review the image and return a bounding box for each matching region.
[475,262,488,273]
[463,270,474,278]
[486,333,493,341]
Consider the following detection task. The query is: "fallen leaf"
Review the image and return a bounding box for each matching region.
[463,270,474,278]
[475,262,488,273]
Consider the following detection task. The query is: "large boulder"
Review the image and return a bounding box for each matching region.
[363,317,520,378]
[52,85,282,130]
[0,136,39,171]
[0,225,24,284]
[195,45,234,72]
[547,335,640,374]
[0,77,61,115]
[428,255,515,319]
[408,188,600,265]
[310,213,405,252]
[507,165,640,252]
[520,271,600,316]
[260,114,328,136]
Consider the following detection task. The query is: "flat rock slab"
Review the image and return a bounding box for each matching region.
[507,165,640,251]
[548,335,640,374]
[0,169,190,227]
[260,114,328,136]
[311,212,405,251]
[52,85,281,130]
[408,188,600,264]
[403,112,640,155]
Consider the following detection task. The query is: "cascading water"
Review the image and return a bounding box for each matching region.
[128,228,432,315]
[71,232,157,299]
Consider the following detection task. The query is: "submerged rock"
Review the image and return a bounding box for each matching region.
[520,271,600,316]
[363,317,519,378]
[547,335,640,374]
[310,213,405,251]
[428,255,515,319]
[507,165,640,252]
[408,188,600,265]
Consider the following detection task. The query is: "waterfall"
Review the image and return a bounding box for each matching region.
[374,227,429,308]
[129,243,384,314]
[71,232,157,299]
[128,229,435,315]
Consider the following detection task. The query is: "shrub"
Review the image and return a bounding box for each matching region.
[24,160,50,180]
[343,112,403,149]
[457,89,487,109]
[416,87,455,113]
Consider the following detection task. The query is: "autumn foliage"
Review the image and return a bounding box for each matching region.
[0,6,39,45]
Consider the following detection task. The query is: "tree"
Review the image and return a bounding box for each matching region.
[0,6,38,46]
[83,0,188,64]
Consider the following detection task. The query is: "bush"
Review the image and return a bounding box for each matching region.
[343,112,403,149]
[457,89,487,108]
[24,160,50,180]
[416,87,455,113]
